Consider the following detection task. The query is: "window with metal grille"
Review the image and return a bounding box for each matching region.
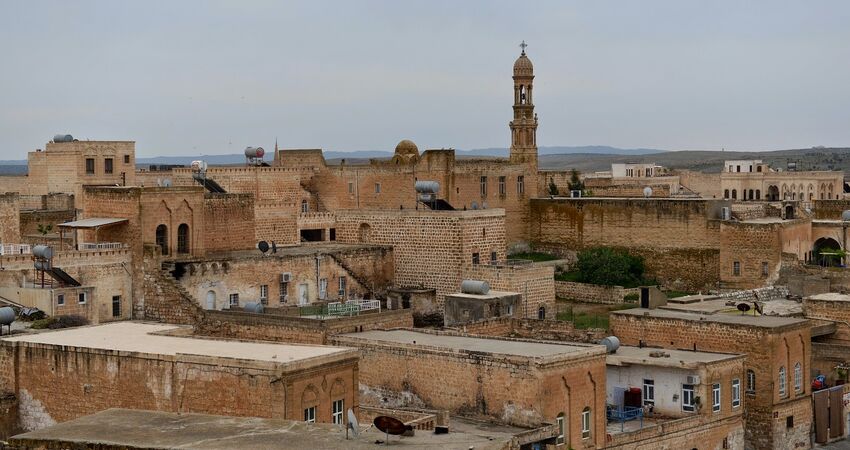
[480,176,487,197]
[732,378,741,407]
[260,285,268,305]
[304,406,316,423]
[229,293,239,308]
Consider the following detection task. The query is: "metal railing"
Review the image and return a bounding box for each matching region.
[0,244,32,255]
[348,298,381,312]
[78,242,126,250]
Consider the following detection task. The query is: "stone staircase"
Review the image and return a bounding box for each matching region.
[327,253,379,299]
[142,260,204,325]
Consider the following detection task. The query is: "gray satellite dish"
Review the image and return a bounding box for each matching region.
[257,241,270,253]
[842,210,850,221]
[346,409,359,438]
[643,186,653,198]
[471,201,479,210]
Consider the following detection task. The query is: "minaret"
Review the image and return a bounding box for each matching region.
[509,41,538,167]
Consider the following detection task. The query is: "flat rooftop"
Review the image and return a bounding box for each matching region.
[338,329,603,358]
[607,345,743,369]
[613,308,807,329]
[446,290,519,300]
[2,322,352,365]
[10,408,513,450]
[205,242,390,260]
[807,293,850,302]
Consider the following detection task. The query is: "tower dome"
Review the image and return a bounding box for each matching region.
[394,139,419,157]
[513,53,533,77]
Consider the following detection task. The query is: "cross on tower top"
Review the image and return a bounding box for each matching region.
[519,40,528,55]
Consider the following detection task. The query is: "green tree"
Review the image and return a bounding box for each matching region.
[576,247,645,286]
[36,223,53,243]
[548,177,559,196]
[567,168,585,193]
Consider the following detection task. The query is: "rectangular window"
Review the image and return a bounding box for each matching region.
[581,408,591,438]
[472,252,480,265]
[112,295,121,317]
[779,367,787,397]
[794,363,802,393]
[556,415,565,445]
[490,251,497,265]
[348,182,354,194]
[260,285,269,304]
[375,183,381,194]
[319,278,328,300]
[643,379,655,405]
[480,176,487,197]
[732,379,741,407]
[229,293,239,308]
[329,228,336,241]
[746,370,755,393]
[712,383,721,412]
[304,406,316,423]
[104,158,113,174]
[682,384,695,412]
[498,176,506,196]
[124,154,130,164]
[85,158,95,174]
[762,262,769,277]
[78,292,87,304]
[516,175,525,195]
[57,294,64,306]
[786,416,794,429]
[733,261,741,276]
[279,281,289,303]
[338,276,346,298]
[332,399,344,425]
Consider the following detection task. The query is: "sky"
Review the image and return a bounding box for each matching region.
[1,1,849,158]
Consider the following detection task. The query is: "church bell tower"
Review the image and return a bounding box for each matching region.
[509,41,538,167]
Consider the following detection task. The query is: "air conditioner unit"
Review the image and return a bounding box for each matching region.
[280,273,292,283]
[686,375,700,385]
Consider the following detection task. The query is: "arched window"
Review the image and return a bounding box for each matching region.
[746,369,756,393]
[794,362,802,393]
[724,189,730,199]
[556,412,566,445]
[538,306,546,320]
[731,189,737,200]
[581,407,591,439]
[301,200,309,213]
[155,224,168,255]
[748,189,754,201]
[755,189,761,200]
[177,223,190,254]
[778,366,787,397]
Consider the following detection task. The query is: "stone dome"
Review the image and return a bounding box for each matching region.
[394,139,419,157]
[513,53,533,77]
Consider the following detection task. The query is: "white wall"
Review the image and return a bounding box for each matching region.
[606,364,700,418]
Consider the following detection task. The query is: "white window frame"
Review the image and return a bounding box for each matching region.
[682,384,695,412]
[581,408,591,439]
[779,366,787,398]
[338,276,346,298]
[746,369,756,393]
[516,175,525,195]
[375,182,381,194]
[57,294,65,306]
[304,406,316,423]
[260,284,268,304]
[794,362,802,393]
[712,383,721,412]
[643,379,655,405]
[732,378,741,407]
[78,292,87,304]
[229,293,239,308]
[332,399,344,425]
[319,278,328,300]
[555,414,565,445]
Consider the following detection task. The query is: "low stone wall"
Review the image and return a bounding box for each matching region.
[717,285,790,302]
[555,281,624,304]
[451,316,606,344]
[731,203,769,220]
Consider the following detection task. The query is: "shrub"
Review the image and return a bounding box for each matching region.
[31,315,88,330]
[575,247,645,287]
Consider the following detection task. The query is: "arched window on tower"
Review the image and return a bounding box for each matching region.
[155,224,168,256]
[519,85,526,104]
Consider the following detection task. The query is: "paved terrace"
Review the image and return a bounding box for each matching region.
[1,322,353,365]
[338,329,604,359]
[613,308,808,329]
[607,345,744,369]
[10,408,514,450]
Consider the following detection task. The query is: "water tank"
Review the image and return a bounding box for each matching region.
[244,302,264,314]
[244,147,265,158]
[460,280,490,295]
[53,134,73,143]
[191,160,207,172]
[414,181,440,194]
[0,307,14,326]
[842,210,850,222]
[599,336,620,354]
[33,245,53,260]
[34,260,49,270]
[643,186,653,198]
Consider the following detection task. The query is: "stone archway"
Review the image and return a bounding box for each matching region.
[813,237,843,267]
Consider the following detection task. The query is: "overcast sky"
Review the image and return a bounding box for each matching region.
[1,1,848,158]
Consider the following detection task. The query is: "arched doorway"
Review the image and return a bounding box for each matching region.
[155,224,168,255]
[538,306,546,320]
[358,223,372,243]
[785,205,795,220]
[768,185,779,201]
[177,223,190,254]
[813,237,843,267]
[205,290,216,310]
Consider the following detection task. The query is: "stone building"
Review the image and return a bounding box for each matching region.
[0,322,359,431]
[610,308,812,450]
[721,159,843,202]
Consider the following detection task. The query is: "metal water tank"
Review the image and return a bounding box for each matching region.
[643,187,653,198]
[53,134,73,143]
[0,307,15,326]
[244,302,265,314]
[842,210,850,222]
[244,147,265,158]
[33,245,53,260]
[191,160,207,172]
[599,336,620,354]
[460,280,490,295]
[414,181,440,194]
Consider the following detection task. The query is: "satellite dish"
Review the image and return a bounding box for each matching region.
[374,416,411,438]
[346,409,359,438]
[471,201,479,210]
[257,241,270,254]
[643,186,653,198]
[736,303,751,314]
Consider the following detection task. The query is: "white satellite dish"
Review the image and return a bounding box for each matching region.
[346,409,359,438]
[643,186,653,198]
